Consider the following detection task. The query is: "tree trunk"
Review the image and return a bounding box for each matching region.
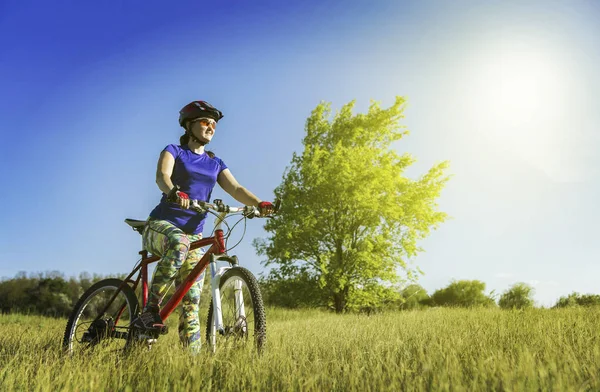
[333,292,345,313]
[331,239,346,313]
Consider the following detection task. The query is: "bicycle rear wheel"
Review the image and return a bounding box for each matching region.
[62,278,139,355]
[206,267,266,353]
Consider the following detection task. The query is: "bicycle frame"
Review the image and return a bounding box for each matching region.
[118,209,246,336]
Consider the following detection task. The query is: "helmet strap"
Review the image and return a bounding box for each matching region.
[187,130,209,146]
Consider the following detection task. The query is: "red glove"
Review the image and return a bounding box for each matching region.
[167,186,188,203]
[258,201,274,215]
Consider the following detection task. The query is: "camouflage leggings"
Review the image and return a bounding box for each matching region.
[142,219,206,352]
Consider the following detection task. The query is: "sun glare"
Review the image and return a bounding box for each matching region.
[467,36,572,180]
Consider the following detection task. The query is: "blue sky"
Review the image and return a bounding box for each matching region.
[1,0,599,306]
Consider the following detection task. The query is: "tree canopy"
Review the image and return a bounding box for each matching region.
[430,280,496,308]
[498,282,535,310]
[398,284,430,310]
[554,292,600,308]
[255,97,450,312]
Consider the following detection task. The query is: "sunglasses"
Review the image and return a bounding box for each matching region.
[191,117,217,127]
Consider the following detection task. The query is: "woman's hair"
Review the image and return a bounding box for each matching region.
[179,132,215,158]
[179,133,190,145]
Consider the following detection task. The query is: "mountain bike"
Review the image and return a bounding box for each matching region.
[62,198,276,355]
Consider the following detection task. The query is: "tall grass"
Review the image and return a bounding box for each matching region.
[1,307,599,391]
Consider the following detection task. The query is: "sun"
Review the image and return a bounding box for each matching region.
[467,37,571,180]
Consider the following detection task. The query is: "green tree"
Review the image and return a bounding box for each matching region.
[431,280,496,308]
[26,274,73,317]
[498,282,535,310]
[0,272,37,313]
[398,284,430,310]
[258,270,324,309]
[554,293,579,308]
[254,97,449,313]
[577,294,600,306]
[554,292,600,308]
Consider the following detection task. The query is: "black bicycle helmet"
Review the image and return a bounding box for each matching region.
[178,100,224,127]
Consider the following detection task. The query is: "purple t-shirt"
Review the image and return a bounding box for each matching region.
[149,144,228,234]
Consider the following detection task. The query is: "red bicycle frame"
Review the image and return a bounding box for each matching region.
[123,229,228,321]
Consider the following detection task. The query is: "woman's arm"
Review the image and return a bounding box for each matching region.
[156,150,176,194]
[217,169,262,206]
[156,150,190,208]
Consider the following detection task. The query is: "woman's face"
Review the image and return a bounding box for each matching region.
[189,118,217,143]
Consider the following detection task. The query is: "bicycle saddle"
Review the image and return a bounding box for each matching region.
[124,219,147,235]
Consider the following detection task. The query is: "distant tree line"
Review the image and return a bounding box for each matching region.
[0,271,121,317]
[259,276,600,313]
[1,271,600,317]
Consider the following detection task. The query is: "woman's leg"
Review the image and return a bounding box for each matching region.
[142,219,191,308]
[175,234,205,353]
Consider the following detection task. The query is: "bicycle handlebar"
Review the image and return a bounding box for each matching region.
[169,185,280,219]
[188,198,280,219]
[189,199,261,218]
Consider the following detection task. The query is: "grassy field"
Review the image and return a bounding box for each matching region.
[1,307,599,391]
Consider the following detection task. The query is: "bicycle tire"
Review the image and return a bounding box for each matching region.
[205,266,266,353]
[62,278,139,355]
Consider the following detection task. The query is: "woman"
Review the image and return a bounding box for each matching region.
[133,100,274,353]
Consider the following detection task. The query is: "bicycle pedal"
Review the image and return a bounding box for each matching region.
[158,325,169,335]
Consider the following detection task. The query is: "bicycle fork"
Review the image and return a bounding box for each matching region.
[209,254,246,347]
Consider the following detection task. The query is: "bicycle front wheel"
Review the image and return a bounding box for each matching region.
[62,278,139,355]
[206,267,266,353]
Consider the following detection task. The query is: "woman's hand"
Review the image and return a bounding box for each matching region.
[176,191,190,209]
[167,186,190,209]
[258,201,275,216]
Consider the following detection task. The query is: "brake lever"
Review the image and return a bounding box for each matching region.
[243,206,260,219]
[190,200,208,213]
